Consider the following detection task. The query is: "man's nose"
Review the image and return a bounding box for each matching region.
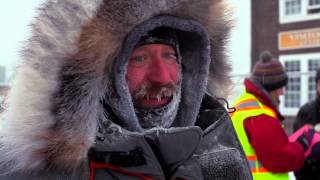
[147,57,173,85]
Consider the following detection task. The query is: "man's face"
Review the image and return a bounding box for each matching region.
[127,44,180,109]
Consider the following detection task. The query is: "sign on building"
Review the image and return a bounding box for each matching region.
[278,28,320,50]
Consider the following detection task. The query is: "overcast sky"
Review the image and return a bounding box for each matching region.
[229,0,251,76]
[0,0,42,76]
[0,0,251,79]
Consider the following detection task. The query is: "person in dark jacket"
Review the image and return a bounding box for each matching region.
[0,0,252,180]
[293,68,320,180]
[231,51,318,180]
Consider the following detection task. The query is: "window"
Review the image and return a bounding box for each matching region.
[285,0,301,15]
[308,59,320,100]
[310,0,320,5]
[279,0,320,23]
[308,0,320,14]
[280,53,320,116]
[284,61,300,108]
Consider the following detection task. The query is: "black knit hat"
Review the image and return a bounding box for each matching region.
[251,51,288,91]
[135,27,181,61]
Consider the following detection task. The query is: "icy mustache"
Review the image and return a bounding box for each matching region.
[133,82,179,101]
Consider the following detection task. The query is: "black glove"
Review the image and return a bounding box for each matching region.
[296,128,315,151]
[144,127,203,180]
[306,141,320,162]
[294,141,320,180]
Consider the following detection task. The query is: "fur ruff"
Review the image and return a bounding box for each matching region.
[0,0,233,172]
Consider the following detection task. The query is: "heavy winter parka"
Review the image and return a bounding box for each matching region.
[0,0,252,179]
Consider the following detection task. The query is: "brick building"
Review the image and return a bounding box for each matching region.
[251,0,320,133]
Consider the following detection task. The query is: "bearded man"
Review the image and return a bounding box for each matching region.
[0,0,251,179]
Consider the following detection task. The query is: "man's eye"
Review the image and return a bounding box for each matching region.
[133,56,145,62]
[163,53,177,63]
[129,56,147,67]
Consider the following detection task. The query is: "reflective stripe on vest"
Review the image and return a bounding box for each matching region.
[230,92,289,180]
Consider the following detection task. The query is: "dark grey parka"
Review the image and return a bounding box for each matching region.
[0,0,252,179]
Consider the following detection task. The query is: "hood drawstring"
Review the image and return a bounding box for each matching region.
[217,97,236,113]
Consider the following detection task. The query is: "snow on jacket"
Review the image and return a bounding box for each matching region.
[0,0,252,179]
[242,78,305,173]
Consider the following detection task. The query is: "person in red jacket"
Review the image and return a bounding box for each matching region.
[231,51,317,179]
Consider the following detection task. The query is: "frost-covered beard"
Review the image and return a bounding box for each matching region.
[133,82,181,129]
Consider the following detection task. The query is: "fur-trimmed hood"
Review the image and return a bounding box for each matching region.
[0,0,232,173]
